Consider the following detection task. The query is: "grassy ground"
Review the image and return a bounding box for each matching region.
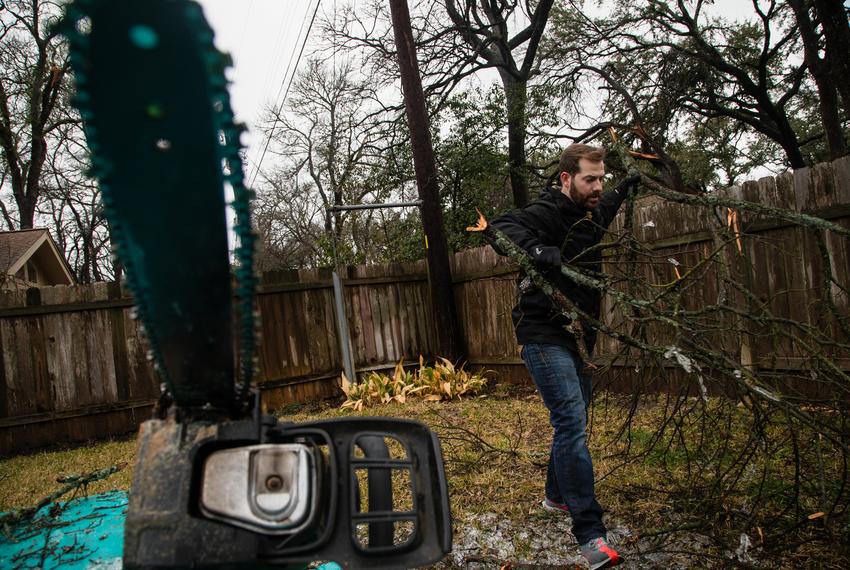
[0,437,136,510]
[1,385,848,568]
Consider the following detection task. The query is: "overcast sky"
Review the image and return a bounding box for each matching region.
[189,0,781,245]
[195,0,320,174]
[194,0,765,111]
[193,0,765,165]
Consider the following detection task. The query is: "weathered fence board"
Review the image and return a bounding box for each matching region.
[0,282,160,454]
[1,157,848,453]
[252,263,436,411]
[595,159,850,397]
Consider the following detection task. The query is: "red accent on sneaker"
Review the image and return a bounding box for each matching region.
[582,538,623,569]
[542,498,570,513]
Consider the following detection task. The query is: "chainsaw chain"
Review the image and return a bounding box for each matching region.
[62,0,257,413]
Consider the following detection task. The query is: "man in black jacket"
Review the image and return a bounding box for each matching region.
[491,144,638,569]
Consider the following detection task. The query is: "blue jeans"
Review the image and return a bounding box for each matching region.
[521,343,606,544]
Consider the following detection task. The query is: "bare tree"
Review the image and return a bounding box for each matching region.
[324,0,557,207]
[0,0,79,229]
[256,58,415,269]
[0,0,112,282]
[441,0,554,207]
[267,59,386,232]
[253,171,326,270]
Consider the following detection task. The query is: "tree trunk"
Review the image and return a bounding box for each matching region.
[107,221,124,283]
[769,109,808,169]
[501,73,529,207]
[815,0,850,115]
[333,190,343,240]
[790,0,847,159]
[780,135,808,170]
[813,79,847,160]
[18,196,36,230]
[80,242,91,284]
[389,0,465,362]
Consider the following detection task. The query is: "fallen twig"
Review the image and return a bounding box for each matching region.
[0,463,127,532]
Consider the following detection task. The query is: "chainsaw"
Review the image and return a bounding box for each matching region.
[61,1,451,567]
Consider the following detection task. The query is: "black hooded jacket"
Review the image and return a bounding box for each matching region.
[490,184,631,356]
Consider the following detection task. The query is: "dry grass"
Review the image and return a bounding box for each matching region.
[0,437,136,511]
[0,391,549,520]
[288,390,553,524]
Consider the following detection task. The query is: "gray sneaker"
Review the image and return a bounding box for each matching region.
[580,537,622,569]
[541,497,571,514]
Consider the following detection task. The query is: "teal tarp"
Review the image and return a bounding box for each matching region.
[1,491,127,569]
[1,492,341,569]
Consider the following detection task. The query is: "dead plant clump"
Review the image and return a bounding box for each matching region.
[340,357,488,411]
[1,385,847,568]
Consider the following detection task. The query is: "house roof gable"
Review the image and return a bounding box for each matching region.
[0,229,47,274]
[0,229,76,285]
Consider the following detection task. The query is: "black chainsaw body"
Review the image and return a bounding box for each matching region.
[123,414,451,569]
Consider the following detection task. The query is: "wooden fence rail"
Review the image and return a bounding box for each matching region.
[1,157,848,454]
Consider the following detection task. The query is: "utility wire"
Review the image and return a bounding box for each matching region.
[235,0,256,55]
[249,0,322,189]
[255,2,295,112]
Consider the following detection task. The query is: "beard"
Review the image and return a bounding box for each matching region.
[568,182,601,210]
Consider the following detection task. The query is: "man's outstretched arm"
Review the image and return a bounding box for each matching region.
[490,202,562,269]
[598,173,641,228]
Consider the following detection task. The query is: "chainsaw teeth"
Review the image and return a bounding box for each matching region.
[61,0,258,414]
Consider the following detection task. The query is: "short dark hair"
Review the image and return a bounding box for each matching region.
[558,144,606,177]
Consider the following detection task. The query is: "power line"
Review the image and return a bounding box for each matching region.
[235,0,256,55]
[255,1,297,113]
[248,0,322,189]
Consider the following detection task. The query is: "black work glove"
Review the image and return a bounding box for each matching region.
[614,170,642,195]
[529,244,562,269]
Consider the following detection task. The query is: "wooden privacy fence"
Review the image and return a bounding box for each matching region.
[595,159,850,396]
[255,263,437,412]
[1,157,849,454]
[455,157,850,396]
[0,282,159,455]
[0,262,441,455]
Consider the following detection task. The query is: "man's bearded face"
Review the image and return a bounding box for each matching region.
[561,158,605,210]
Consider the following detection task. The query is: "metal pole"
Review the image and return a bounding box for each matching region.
[328,200,422,212]
[332,270,356,383]
[326,200,420,384]
[328,208,356,384]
